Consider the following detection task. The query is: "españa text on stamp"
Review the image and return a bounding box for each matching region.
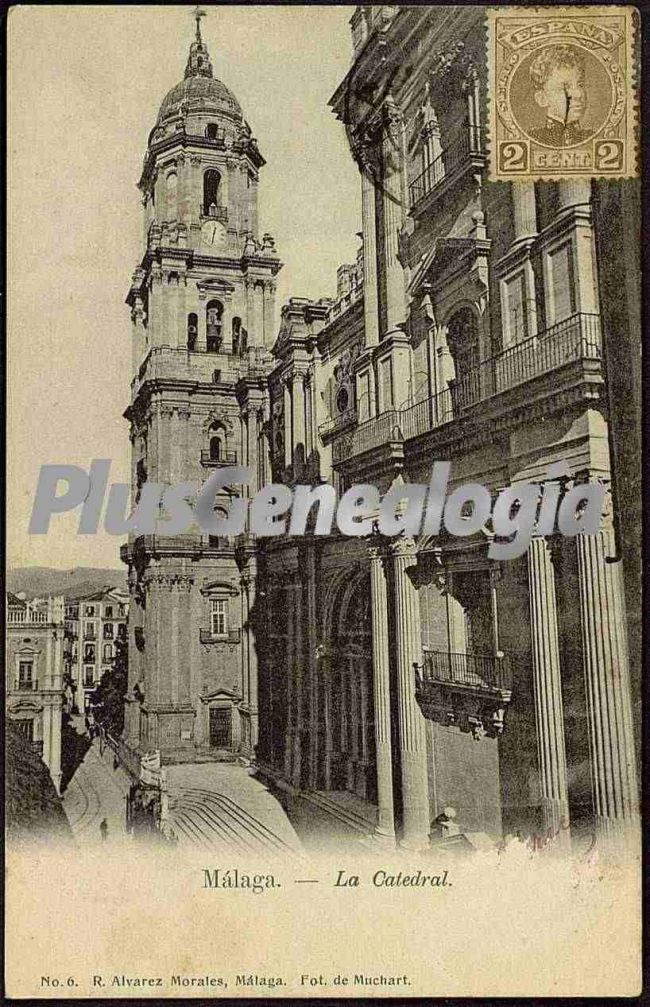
[487,6,638,181]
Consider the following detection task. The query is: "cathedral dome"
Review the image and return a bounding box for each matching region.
[156,19,243,130]
[158,74,243,126]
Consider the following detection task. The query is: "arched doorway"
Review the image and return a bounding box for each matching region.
[318,573,376,802]
[447,306,481,412]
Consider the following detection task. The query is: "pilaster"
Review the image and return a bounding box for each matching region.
[576,528,639,850]
[369,542,396,845]
[388,536,430,849]
[527,537,571,850]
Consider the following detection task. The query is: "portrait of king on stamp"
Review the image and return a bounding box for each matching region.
[487,7,638,182]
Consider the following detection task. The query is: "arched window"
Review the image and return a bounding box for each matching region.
[208,506,230,550]
[135,458,147,504]
[447,308,479,378]
[208,422,226,462]
[447,307,480,410]
[203,169,221,216]
[206,123,219,140]
[187,313,198,351]
[206,300,223,353]
[232,316,242,355]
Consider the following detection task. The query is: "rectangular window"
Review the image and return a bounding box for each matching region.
[85,605,96,617]
[548,241,576,324]
[84,643,96,663]
[103,622,114,639]
[84,621,96,639]
[18,661,34,689]
[105,606,113,618]
[503,272,528,344]
[83,666,95,687]
[211,599,227,637]
[103,643,113,662]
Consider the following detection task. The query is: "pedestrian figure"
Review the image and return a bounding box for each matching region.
[99,818,108,841]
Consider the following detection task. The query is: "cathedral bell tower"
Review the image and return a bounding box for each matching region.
[122,9,280,760]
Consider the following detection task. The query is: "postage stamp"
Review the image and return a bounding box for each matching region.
[487,6,638,182]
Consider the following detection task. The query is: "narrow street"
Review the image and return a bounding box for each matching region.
[60,720,304,856]
[61,719,131,842]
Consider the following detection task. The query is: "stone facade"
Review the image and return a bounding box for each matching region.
[121,15,280,761]
[254,6,640,852]
[6,593,65,792]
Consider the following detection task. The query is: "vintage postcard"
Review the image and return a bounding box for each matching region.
[6,3,642,999]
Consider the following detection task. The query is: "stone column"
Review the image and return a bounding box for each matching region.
[305,544,319,789]
[197,291,207,352]
[243,560,259,753]
[389,537,430,849]
[512,182,538,242]
[263,281,276,348]
[283,381,292,469]
[369,543,396,843]
[558,179,591,212]
[292,371,306,475]
[254,282,265,344]
[381,98,406,335]
[527,537,571,849]
[576,528,639,847]
[360,161,380,347]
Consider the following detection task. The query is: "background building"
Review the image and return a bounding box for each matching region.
[6,592,65,792]
[64,586,129,714]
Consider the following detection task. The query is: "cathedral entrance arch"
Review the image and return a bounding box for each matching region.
[317,571,377,803]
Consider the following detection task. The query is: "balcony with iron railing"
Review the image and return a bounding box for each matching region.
[318,407,358,441]
[420,649,513,693]
[200,449,238,468]
[409,125,486,210]
[415,649,514,738]
[200,204,229,225]
[332,312,601,464]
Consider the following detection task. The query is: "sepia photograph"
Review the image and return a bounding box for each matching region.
[6,3,642,998]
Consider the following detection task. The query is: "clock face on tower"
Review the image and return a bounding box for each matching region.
[201,220,227,251]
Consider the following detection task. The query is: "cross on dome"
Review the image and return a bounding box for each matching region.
[194,6,206,42]
[184,5,213,79]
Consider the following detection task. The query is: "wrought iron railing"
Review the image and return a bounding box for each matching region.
[318,408,358,438]
[409,125,485,207]
[421,649,513,692]
[200,449,238,466]
[335,312,601,461]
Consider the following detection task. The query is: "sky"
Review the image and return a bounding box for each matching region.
[8,4,361,570]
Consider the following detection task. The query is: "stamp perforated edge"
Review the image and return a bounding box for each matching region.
[485,5,640,183]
